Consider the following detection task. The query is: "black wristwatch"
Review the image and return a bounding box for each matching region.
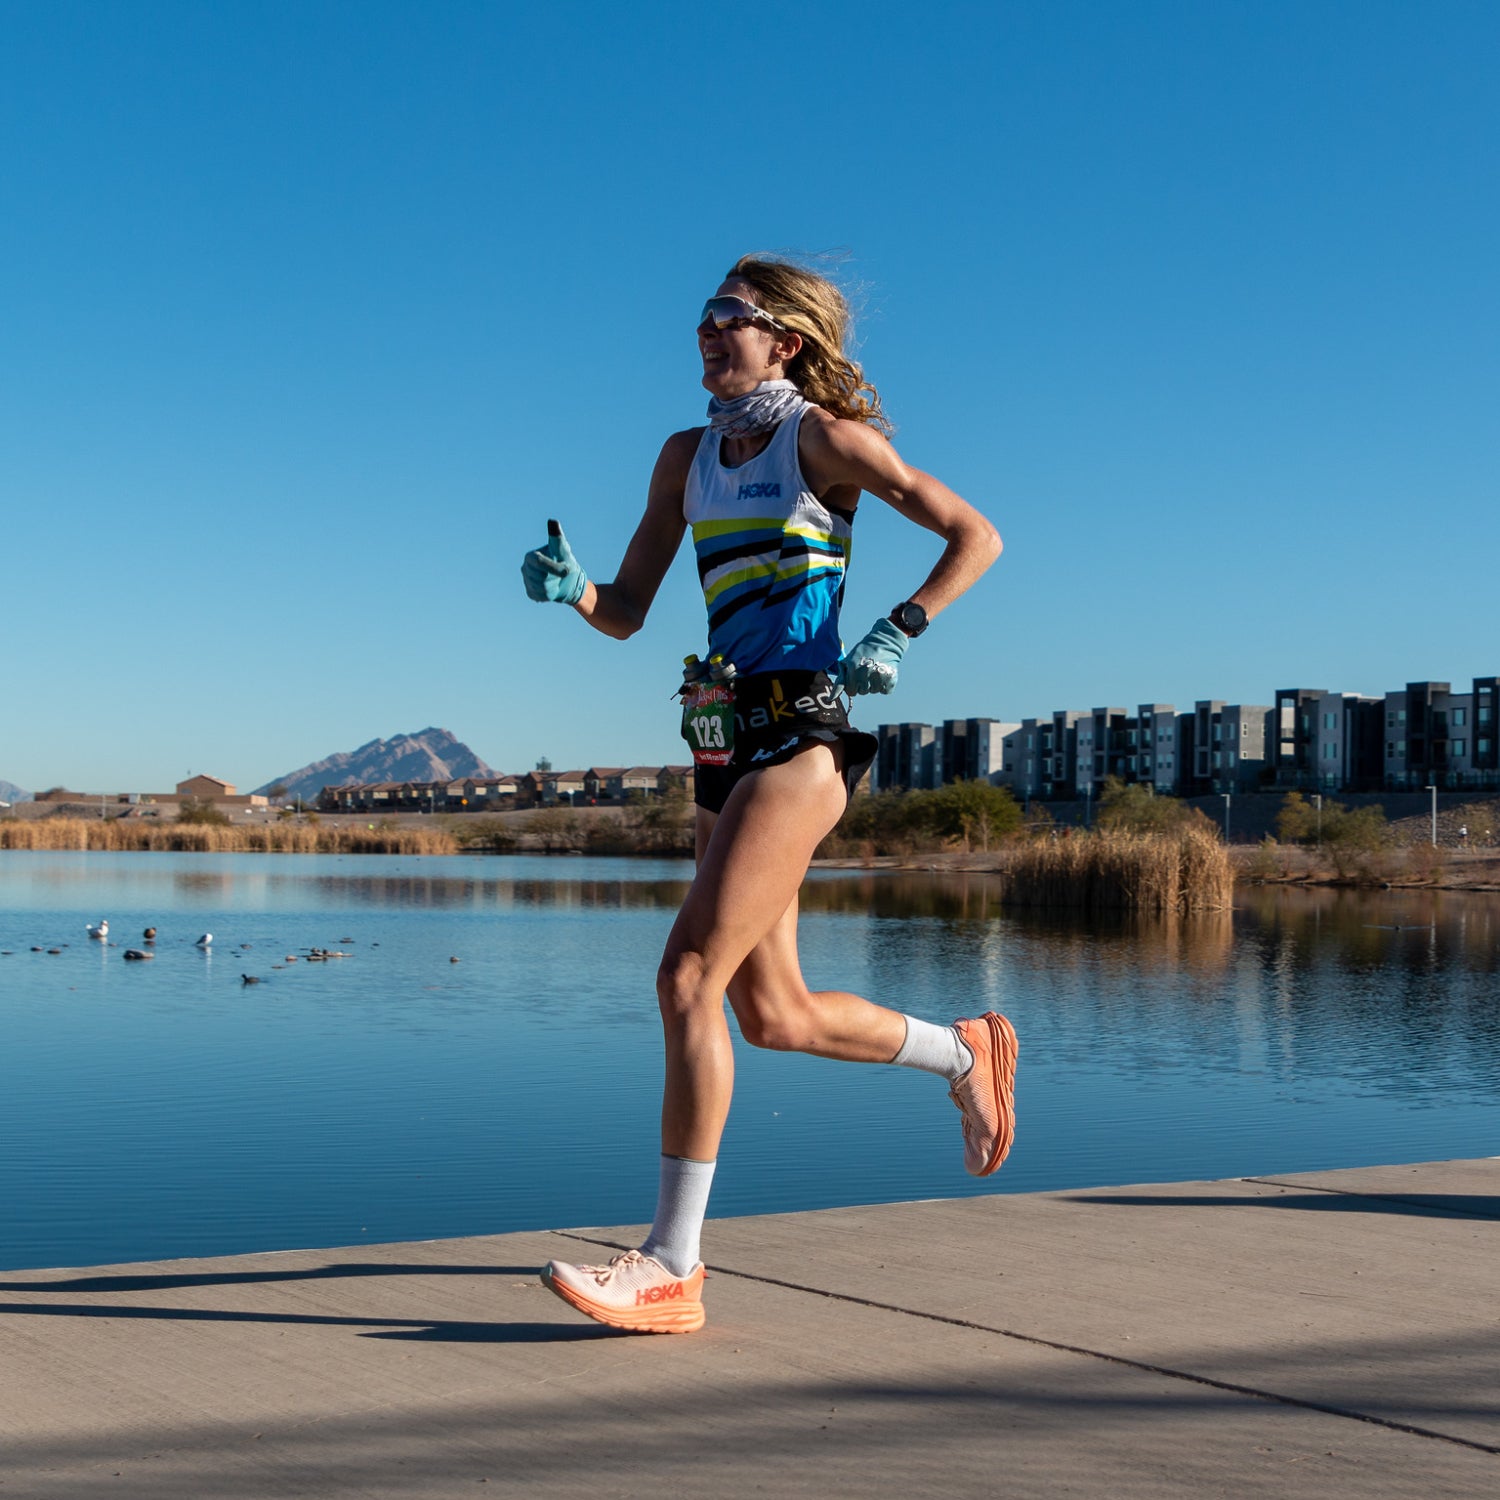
[890,600,929,638]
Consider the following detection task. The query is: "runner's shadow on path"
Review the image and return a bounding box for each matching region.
[0,1299,622,1344]
[0,1263,536,1293]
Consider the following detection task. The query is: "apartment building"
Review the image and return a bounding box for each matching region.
[999,711,1081,801]
[1138,704,1181,792]
[1384,678,1500,789]
[874,722,940,793]
[886,669,1497,800]
[941,718,1008,784]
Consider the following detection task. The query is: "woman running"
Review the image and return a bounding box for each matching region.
[522,254,1016,1334]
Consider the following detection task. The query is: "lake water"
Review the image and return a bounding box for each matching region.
[1,851,1497,1272]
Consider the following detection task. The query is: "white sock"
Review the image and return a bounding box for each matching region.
[892,1015,974,1083]
[640,1155,716,1277]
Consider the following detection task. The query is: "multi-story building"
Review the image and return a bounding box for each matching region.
[1186,701,1270,794]
[1137,704,1180,792]
[1273,688,1326,788]
[998,711,1084,801]
[887,670,1497,800]
[1077,708,1130,796]
[941,718,1011,785]
[1383,679,1500,790]
[1475,677,1500,788]
[874,722,940,792]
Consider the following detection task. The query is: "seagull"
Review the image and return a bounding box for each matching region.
[86,919,108,940]
[195,933,213,947]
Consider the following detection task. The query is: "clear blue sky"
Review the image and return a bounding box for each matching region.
[3,1,1496,792]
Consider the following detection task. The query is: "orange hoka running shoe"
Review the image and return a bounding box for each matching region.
[950,1012,1018,1176]
[542,1249,706,1334]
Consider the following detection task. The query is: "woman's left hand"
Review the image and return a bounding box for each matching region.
[836,617,909,695]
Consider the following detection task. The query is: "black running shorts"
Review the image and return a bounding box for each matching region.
[691,669,878,815]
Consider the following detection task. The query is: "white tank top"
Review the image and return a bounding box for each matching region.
[682,408,853,675]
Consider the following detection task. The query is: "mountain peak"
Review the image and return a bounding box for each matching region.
[254,731,496,803]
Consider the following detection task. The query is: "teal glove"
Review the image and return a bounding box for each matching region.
[835,617,910,695]
[522,519,588,605]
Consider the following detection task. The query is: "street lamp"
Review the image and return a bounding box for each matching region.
[1426,784,1437,847]
[1312,793,1323,845]
[1221,792,1231,843]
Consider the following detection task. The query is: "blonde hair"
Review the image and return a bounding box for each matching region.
[728,254,892,437]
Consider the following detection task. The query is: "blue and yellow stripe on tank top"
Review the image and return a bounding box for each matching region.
[691,511,852,674]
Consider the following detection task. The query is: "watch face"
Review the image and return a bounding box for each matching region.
[894,602,928,636]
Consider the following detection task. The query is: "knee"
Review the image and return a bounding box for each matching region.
[656,946,716,1027]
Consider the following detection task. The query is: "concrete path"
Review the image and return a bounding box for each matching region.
[1,1159,1496,1498]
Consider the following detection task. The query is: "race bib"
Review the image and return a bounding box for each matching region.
[681,681,734,766]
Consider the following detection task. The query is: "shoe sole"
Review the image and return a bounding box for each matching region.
[540,1264,707,1334]
[975,1011,1018,1177]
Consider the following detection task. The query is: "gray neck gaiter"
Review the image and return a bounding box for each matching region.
[706,379,809,438]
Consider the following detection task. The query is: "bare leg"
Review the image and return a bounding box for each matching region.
[657,744,906,1160]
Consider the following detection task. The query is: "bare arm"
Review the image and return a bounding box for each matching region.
[569,429,698,640]
[799,411,1002,621]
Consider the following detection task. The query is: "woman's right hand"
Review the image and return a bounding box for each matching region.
[522,520,589,605]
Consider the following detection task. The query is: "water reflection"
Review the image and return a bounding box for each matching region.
[1236,885,1500,975]
[2,852,1497,1274]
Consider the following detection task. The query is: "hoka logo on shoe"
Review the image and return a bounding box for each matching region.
[737,482,781,500]
[635,1281,685,1305]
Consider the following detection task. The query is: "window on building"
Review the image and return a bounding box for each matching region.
[1479,739,1491,757]
[1453,740,1467,757]
[1453,707,1467,727]
[1479,704,1493,725]
[1398,710,1407,723]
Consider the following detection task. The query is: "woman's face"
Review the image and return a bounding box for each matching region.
[698,278,800,399]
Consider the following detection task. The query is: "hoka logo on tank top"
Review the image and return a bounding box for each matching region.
[683,408,853,677]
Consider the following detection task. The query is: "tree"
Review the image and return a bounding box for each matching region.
[266,783,288,803]
[1096,777,1191,834]
[1275,791,1319,845]
[917,781,1023,851]
[1324,803,1388,853]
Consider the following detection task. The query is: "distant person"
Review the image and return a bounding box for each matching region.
[522,254,1013,1334]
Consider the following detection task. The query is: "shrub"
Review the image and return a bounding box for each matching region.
[449,816,519,852]
[1245,835,1283,880]
[1095,777,1192,835]
[177,797,230,827]
[525,808,585,852]
[1003,824,1233,915]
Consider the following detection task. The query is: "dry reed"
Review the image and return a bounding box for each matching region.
[0,819,458,856]
[1000,824,1233,915]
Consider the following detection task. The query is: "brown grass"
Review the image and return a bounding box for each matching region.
[0,818,458,856]
[998,824,1234,915]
